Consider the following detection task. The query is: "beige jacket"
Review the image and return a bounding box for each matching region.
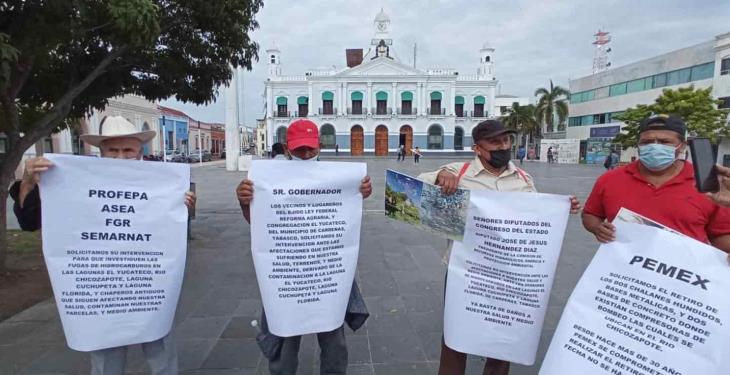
[417,156,537,264]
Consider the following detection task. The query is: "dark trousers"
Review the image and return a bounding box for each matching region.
[264,318,348,375]
[438,339,510,375]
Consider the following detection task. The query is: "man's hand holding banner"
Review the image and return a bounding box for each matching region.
[248,160,366,337]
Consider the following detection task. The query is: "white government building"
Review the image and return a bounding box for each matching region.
[263,9,525,155]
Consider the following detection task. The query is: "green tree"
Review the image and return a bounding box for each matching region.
[500,103,538,146]
[0,0,263,272]
[535,80,570,133]
[613,86,730,148]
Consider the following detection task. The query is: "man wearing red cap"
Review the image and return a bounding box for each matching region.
[236,119,372,374]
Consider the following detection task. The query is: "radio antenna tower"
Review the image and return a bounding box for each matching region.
[592,30,612,74]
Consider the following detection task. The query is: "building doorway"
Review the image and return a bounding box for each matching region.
[350,125,364,156]
[399,125,413,155]
[275,126,287,144]
[427,124,443,150]
[320,124,336,149]
[454,126,464,150]
[375,125,388,156]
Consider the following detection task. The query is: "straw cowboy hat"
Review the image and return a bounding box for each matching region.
[80,116,157,147]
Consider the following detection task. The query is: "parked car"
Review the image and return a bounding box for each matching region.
[188,150,212,163]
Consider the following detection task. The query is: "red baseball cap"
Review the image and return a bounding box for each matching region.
[287,119,320,150]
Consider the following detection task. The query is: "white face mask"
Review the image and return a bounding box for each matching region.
[290,154,318,161]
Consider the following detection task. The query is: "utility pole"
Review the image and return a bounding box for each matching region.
[413,43,417,69]
[197,120,202,166]
[161,115,166,163]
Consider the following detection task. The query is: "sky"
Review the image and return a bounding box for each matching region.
[161,0,730,126]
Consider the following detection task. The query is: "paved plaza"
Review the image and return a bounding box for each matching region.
[0,156,605,374]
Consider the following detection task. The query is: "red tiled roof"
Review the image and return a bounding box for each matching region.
[158,105,189,119]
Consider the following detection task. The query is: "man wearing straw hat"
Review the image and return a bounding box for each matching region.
[10,116,195,375]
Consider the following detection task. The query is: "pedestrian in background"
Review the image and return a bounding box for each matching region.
[413,146,422,164]
[547,146,554,163]
[271,143,288,160]
[517,145,526,165]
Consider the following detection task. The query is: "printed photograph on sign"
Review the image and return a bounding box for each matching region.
[385,169,422,224]
[385,169,469,241]
[614,207,685,237]
[420,183,469,240]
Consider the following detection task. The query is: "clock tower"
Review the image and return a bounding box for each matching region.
[371,8,392,47]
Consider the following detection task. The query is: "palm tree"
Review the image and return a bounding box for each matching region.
[535,80,570,133]
[500,103,538,148]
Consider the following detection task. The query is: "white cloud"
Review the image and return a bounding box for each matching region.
[163,0,730,124]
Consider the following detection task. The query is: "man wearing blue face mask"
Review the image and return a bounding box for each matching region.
[582,115,730,252]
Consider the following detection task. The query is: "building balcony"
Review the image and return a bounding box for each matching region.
[293,111,308,118]
[428,108,446,117]
[371,107,393,118]
[318,108,337,118]
[397,108,417,116]
[275,111,291,118]
[470,110,488,118]
[347,107,365,115]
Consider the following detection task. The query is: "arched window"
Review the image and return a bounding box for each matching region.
[400,91,413,115]
[276,96,288,117]
[320,124,336,149]
[351,92,363,114]
[428,125,443,150]
[454,126,464,150]
[430,92,442,115]
[455,96,465,117]
[322,91,334,115]
[474,96,486,117]
[276,126,287,144]
[375,91,388,115]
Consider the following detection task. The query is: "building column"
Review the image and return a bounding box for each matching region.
[416,83,422,116]
[267,85,274,118]
[391,82,397,114]
[342,82,348,115]
[420,83,426,116]
[367,82,373,115]
[225,66,240,171]
[308,82,313,116]
[446,81,452,116]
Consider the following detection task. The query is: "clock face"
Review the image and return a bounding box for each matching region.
[377,22,387,32]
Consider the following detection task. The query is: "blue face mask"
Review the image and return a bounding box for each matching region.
[639,143,677,171]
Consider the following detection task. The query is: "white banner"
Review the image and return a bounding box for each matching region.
[540,221,730,375]
[39,154,190,352]
[445,190,570,365]
[249,160,366,337]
